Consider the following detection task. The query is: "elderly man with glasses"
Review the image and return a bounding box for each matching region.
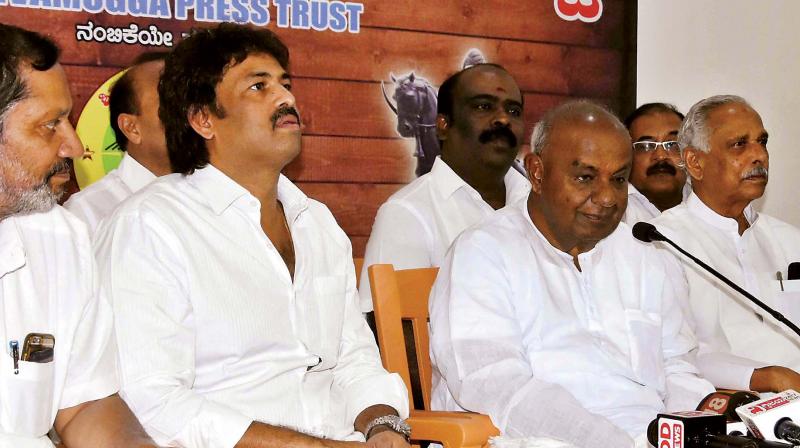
[622,103,690,226]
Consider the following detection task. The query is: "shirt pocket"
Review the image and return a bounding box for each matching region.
[1,360,55,436]
[768,279,800,324]
[305,275,347,372]
[625,309,663,387]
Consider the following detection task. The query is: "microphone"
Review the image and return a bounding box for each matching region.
[632,222,800,339]
[736,390,800,444]
[698,391,762,422]
[788,262,800,281]
[647,411,792,447]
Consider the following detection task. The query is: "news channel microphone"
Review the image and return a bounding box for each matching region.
[648,411,793,448]
[631,222,800,339]
[736,390,800,444]
[697,390,761,435]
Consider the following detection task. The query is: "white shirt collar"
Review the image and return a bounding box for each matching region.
[187,164,309,221]
[117,153,157,194]
[686,191,758,234]
[523,203,609,265]
[0,216,25,277]
[430,156,530,203]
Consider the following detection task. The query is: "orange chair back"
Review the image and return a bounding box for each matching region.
[368,264,439,410]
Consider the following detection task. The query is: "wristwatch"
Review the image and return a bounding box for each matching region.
[364,414,411,442]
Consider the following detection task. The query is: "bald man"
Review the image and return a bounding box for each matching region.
[65,52,171,234]
[429,100,713,448]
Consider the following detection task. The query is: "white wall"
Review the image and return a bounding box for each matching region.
[637,0,800,226]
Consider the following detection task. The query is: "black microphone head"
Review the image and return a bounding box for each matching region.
[632,222,664,243]
[788,262,800,280]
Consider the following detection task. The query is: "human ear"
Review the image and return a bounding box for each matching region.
[187,106,215,140]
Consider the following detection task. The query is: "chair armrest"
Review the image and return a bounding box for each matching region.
[408,410,500,448]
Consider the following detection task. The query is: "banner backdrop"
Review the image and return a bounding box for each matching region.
[0,0,635,255]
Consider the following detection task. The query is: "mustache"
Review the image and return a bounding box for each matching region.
[646,160,677,176]
[271,106,301,128]
[45,159,71,181]
[742,165,769,180]
[478,125,518,148]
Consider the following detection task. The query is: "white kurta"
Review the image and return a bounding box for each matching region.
[0,207,118,448]
[94,165,408,448]
[359,157,529,312]
[651,193,800,390]
[64,154,156,234]
[429,203,714,448]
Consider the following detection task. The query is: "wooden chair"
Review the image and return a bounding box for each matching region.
[368,264,500,448]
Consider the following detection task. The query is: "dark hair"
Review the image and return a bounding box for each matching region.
[437,63,512,122]
[0,24,59,138]
[624,102,685,129]
[109,51,168,151]
[159,23,290,175]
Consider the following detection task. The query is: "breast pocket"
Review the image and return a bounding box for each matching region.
[625,309,663,387]
[1,360,55,436]
[768,279,800,324]
[304,275,347,372]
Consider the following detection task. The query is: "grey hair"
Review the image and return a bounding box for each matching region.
[530,99,626,155]
[678,95,752,154]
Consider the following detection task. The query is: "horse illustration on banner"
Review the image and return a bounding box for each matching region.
[381,49,487,177]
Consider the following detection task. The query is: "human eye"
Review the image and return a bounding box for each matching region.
[614,175,628,185]
[731,138,748,149]
[576,174,593,183]
[633,141,656,152]
[249,82,265,91]
[758,135,768,146]
[474,101,492,111]
[44,118,60,132]
[282,82,292,92]
[663,141,680,151]
[508,105,523,117]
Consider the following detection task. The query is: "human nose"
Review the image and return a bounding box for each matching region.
[652,144,669,160]
[592,180,617,208]
[276,84,296,110]
[750,140,769,166]
[58,122,84,159]
[492,108,511,127]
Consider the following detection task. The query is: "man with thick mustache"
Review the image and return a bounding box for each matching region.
[652,95,800,393]
[622,103,689,226]
[0,23,157,447]
[94,24,410,448]
[429,100,713,448]
[359,63,529,312]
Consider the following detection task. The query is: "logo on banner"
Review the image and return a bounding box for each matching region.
[554,0,603,23]
[74,70,126,189]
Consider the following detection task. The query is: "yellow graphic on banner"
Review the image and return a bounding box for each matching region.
[74,69,126,189]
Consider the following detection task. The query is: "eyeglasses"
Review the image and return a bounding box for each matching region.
[632,140,681,152]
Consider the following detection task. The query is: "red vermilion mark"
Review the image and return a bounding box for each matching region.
[554,0,603,23]
[98,93,110,106]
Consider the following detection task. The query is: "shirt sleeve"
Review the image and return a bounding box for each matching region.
[359,201,433,312]
[59,245,119,409]
[658,253,717,411]
[94,212,252,448]
[429,231,635,448]
[333,240,410,428]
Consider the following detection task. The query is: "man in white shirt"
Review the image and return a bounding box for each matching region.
[65,52,171,233]
[429,100,714,448]
[622,103,689,226]
[94,23,410,448]
[359,64,530,312]
[651,95,800,393]
[0,23,156,448]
